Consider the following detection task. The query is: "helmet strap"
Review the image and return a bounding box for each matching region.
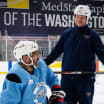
[19,53,37,68]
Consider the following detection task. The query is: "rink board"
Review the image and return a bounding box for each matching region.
[0,61,104,74]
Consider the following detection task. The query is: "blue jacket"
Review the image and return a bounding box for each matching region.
[45,25,104,72]
[0,58,59,104]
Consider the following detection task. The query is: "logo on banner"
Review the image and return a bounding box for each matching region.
[0,0,29,9]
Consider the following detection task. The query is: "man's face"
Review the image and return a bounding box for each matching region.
[22,50,40,67]
[75,15,87,27]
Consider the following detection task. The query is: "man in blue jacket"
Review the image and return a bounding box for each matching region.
[0,40,66,104]
[44,5,104,104]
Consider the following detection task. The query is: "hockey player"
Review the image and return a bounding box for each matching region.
[0,40,66,104]
[44,5,104,104]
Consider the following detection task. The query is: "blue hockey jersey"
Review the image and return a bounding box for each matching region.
[0,58,59,104]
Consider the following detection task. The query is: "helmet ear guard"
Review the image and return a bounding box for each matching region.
[38,47,43,57]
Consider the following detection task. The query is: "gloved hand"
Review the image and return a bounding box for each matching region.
[49,85,66,104]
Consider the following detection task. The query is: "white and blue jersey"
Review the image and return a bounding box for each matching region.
[0,58,59,104]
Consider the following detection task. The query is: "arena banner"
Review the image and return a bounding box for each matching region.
[0,0,104,36]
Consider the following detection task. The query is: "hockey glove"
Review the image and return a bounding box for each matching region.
[49,85,66,104]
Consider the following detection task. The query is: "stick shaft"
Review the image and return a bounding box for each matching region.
[54,71,104,74]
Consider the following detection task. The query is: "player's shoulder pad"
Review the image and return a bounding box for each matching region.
[6,73,21,83]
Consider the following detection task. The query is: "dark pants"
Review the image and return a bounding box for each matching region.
[61,74,95,104]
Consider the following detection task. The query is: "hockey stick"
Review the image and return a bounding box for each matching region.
[54,71,104,74]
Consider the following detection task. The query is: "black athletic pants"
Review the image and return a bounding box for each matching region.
[61,74,95,104]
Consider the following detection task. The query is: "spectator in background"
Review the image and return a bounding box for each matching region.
[44,5,104,104]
